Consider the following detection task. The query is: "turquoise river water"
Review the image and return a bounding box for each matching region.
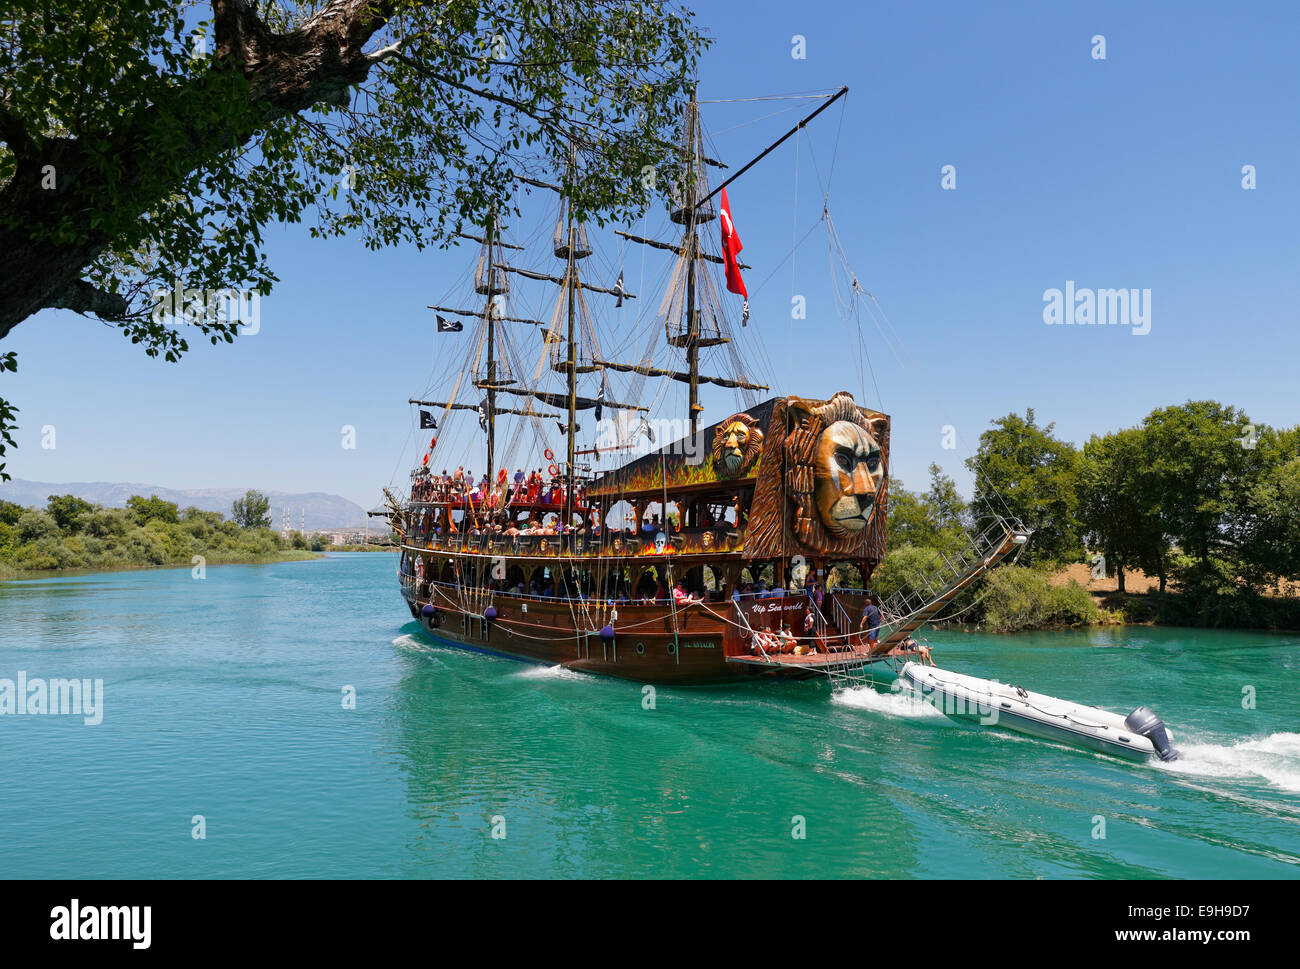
[1,553,1297,878]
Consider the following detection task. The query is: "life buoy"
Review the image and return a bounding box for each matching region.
[497,468,507,483]
[548,463,560,477]
[543,448,555,462]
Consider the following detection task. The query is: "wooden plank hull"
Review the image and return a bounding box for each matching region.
[400,588,824,684]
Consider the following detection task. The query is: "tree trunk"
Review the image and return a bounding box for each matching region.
[0,0,398,338]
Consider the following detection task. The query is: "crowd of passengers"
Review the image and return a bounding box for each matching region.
[408,504,744,544]
[409,467,584,508]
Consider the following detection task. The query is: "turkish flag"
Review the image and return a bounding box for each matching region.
[719,187,747,298]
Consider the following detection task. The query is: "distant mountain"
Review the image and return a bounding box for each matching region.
[0,479,378,531]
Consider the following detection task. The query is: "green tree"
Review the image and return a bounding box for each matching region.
[231,489,271,529]
[1077,428,1169,593]
[1140,401,1263,590]
[1238,426,1300,589]
[0,1,706,473]
[966,409,1083,565]
[0,498,23,525]
[180,505,224,526]
[45,494,96,533]
[126,494,180,524]
[886,464,970,555]
[14,509,58,543]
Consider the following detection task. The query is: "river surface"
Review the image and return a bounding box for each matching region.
[1,553,1297,878]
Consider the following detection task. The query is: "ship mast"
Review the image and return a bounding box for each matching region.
[564,187,578,524]
[683,96,702,436]
[614,88,852,429]
[484,211,498,486]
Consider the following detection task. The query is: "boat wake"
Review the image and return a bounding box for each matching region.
[1154,732,1300,794]
[831,684,948,721]
[514,663,591,682]
[391,633,445,661]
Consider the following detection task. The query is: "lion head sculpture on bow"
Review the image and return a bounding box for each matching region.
[745,392,889,560]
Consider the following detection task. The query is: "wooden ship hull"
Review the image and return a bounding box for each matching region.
[400,568,884,685]
[395,389,906,685]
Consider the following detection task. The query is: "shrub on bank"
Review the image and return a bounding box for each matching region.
[0,495,317,574]
[979,565,1099,632]
[1150,589,1300,630]
[870,546,947,602]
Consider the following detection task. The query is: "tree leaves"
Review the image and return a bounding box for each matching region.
[0,0,707,470]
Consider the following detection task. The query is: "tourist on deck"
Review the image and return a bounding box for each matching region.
[777,625,797,654]
[895,637,935,666]
[860,595,882,649]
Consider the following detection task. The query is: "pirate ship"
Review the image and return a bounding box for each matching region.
[379,88,1030,685]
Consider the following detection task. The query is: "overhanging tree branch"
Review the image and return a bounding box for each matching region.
[45,280,131,320]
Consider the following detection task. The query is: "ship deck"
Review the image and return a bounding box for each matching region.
[725,644,884,670]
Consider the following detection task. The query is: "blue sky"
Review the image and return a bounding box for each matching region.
[4,0,1298,509]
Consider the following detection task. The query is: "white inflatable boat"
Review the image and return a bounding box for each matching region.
[900,662,1178,762]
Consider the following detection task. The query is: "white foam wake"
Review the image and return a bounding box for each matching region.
[831,684,949,721]
[391,633,444,661]
[514,663,591,682]
[1152,732,1300,793]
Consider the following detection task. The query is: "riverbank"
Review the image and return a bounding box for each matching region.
[0,549,321,581]
[881,557,1300,635]
[0,494,325,580]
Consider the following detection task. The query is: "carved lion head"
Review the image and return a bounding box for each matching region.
[711,413,764,479]
[812,419,885,537]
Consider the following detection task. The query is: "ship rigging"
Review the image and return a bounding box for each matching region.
[378,86,1032,684]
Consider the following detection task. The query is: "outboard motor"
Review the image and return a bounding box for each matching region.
[1125,706,1179,762]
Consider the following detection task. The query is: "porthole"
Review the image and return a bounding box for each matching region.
[667,643,676,655]
[635,642,645,655]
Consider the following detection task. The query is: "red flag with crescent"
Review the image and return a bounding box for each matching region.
[719,186,747,298]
